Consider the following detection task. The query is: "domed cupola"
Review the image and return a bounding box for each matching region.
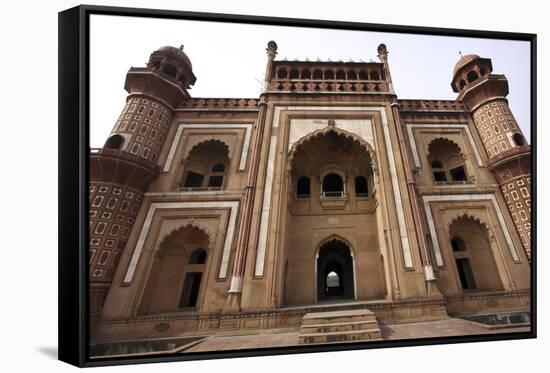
[451,53,494,95]
[124,45,196,108]
[147,45,196,89]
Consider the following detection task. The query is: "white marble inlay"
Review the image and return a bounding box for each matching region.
[123,200,240,284]
[255,134,278,276]
[229,275,243,292]
[254,106,413,276]
[406,123,484,168]
[288,118,374,150]
[163,123,253,172]
[422,193,519,266]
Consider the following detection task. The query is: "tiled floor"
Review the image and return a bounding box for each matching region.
[182,318,529,353]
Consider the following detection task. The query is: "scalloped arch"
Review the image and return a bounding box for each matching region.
[158,222,212,256]
[184,139,231,161]
[315,234,355,258]
[448,212,490,231]
[287,125,377,171]
[427,137,464,157]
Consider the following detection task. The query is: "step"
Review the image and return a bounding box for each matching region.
[298,328,383,344]
[301,309,377,326]
[300,320,379,334]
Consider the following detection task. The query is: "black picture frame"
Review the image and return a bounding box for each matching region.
[58,4,537,367]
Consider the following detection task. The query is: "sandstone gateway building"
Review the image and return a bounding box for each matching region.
[89,42,531,347]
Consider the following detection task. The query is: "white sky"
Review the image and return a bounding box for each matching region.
[90,14,531,148]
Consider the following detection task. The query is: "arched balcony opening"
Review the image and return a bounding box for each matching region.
[428,138,468,184]
[181,140,230,190]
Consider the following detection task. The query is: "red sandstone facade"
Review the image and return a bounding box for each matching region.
[88,43,531,345]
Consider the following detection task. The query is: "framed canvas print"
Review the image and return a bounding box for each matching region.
[58,4,536,367]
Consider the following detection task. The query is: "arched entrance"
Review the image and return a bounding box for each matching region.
[139,225,210,314]
[448,215,503,293]
[316,238,356,302]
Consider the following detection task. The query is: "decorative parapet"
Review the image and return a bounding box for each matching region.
[398,99,467,112]
[178,98,259,110]
[267,61,389,93]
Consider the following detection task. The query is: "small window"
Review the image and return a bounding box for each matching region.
[347,70,357,80]
[104,134,124,150]
[211,163,225,172]
[162,64,177,78]
[459,79,467,89]
[277,68,288,79]
[336,70,346,80]
[297,177,310,198]
[513,133,525,147]
[189,248,207,264]
[289,69,299,79]
[301,69,311,79]
[358,70,368,80]
[451,237,466,252]
[355,176,368,197]
[323,173,344,197]
[433,171,447,182]
[467,71,479,83]
[370,71,380,80]
[325,70,334,80]
[207,175,223,188]
[184,171,204,187]
[313,69,323,79]
[450,166,467,181]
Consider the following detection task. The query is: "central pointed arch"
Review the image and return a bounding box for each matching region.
[286,125,377,172]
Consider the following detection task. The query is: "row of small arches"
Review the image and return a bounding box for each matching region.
[276,68,382,81]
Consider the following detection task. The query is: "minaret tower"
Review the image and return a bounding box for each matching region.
[452,54,531,259]
[89,46,196,314]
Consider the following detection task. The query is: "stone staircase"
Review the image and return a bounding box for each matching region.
[298,309,382,344]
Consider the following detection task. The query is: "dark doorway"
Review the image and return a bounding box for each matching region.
[317,239,355,301]
[455,258,477,290]
[178,272,202,308]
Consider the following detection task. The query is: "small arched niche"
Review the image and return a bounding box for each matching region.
[162,63,178,78]
[466,70,479,83]
[104,134,124,150]
[513,133,526,147]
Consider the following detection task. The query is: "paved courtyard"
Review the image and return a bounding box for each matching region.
[182,318,530,353]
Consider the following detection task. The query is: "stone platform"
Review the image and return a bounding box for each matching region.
[298,309,382,344]
[91,290,529,344]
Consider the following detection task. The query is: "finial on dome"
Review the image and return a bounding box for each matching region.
[328,119,336,127]
[377,43,388,61]
[266,40,278,58]
[179,44,184,51]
